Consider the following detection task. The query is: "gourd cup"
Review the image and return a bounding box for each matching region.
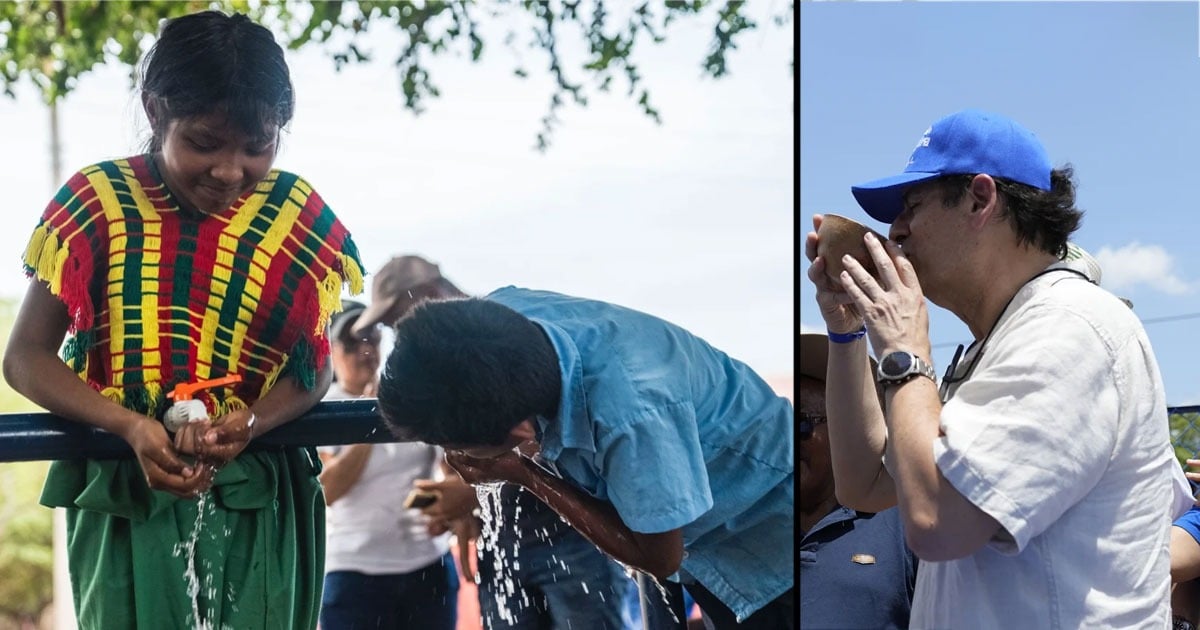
[816,214,887,284]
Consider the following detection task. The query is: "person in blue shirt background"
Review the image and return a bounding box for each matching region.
[799,332,916,629]
[1169,484,1200,630]
[374,287,795,629]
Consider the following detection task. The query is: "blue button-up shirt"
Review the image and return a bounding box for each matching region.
[487,286,794,621]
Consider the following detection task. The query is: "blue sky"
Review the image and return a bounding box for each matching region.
[801,1,1200,406]
[0,5,794,385]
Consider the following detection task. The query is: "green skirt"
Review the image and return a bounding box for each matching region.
[40,448,325,630]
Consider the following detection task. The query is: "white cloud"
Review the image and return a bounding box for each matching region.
[1093,242,1193,295]
[800,321,824,334]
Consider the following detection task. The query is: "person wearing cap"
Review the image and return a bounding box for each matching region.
[352,257,642,630]
[804,108,1191,627]
[316,299,459,630]
[350,255,451,338]
[372,286,795,628]
[799,332,916,629]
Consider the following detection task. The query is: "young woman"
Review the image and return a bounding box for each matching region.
[3,11,363,629]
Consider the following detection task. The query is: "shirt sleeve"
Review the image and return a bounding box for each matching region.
[594,402,712,534]
[934,304,1118,554]
[1172,461,1195,521]
[1175,506,1200,544]
[23,168,108,333]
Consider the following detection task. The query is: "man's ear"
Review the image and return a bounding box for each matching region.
[968,174,1000,226]
[509,418,538,444]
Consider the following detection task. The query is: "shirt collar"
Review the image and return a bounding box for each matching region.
[531,318,596,460]
[802,505,857,539]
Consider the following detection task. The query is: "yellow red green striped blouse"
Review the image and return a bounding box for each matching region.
[22,154,364,418]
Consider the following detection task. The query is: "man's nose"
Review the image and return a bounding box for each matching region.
[888,214,909,241]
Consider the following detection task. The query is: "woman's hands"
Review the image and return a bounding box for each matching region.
[166,406,258,498]
[121,415,214,498]
[174,407,257,468]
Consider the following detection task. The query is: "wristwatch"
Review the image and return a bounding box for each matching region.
[876,351,937,388]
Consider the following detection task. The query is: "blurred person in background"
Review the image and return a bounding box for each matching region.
[799,332,916,629]
[317,299,458,629]
[1169,476,1200,630]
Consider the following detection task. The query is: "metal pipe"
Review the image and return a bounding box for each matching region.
[0,399,395,462]
[4,403,1199,463]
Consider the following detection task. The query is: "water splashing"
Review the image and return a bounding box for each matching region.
[175,491,213,630]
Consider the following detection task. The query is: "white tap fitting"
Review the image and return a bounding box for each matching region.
[163,399,210,433]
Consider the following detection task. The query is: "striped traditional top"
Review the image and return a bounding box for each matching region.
[22,154,364,418]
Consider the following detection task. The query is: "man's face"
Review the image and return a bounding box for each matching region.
[441,417,536,459]
[798,375,834,512]
[889,178,973,304]
[443,436,523,460]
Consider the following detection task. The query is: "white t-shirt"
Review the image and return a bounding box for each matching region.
[320,382,451,574]
[910,265,1191,629]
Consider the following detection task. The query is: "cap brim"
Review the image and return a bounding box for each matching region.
[799,332,877,381]
[799,333,829,381]
[350,296,397,336]
[329,306,366,341]
[851,171,940,224]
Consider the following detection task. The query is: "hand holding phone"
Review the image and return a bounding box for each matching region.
[404,488,440,510]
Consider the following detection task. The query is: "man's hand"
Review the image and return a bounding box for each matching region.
[444,450,530,486]
[805,214,868,335]
[122,416,214,498]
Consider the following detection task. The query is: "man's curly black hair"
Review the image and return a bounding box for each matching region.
[377,298,561,446]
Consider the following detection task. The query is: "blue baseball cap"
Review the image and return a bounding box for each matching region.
[851,109,1053,224]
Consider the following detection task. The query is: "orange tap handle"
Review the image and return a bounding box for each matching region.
[167,375,243,401]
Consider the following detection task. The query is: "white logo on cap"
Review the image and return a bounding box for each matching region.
[907,126,933,166]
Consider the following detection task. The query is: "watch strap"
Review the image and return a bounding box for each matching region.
[877,352,937,388]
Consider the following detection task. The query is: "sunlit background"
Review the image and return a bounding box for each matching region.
[0,5,795,385]
[0,3,794,628]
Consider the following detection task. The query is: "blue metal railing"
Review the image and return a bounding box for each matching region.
[0,399,392,462]
[0,403,1197,463]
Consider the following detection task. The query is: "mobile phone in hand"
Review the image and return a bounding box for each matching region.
[404,489,440,509]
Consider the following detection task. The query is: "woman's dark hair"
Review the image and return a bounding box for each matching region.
[139,10,294,151]
[377,298,562,446]
[936,167,1083,258]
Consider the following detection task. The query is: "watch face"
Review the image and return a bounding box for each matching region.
[881,352,913,378]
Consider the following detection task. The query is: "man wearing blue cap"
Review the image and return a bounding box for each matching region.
[804,109,1192,628]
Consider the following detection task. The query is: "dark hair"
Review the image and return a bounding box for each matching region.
[377,298,562,446]
[936,167,1082,257]
[140,11,294,152]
